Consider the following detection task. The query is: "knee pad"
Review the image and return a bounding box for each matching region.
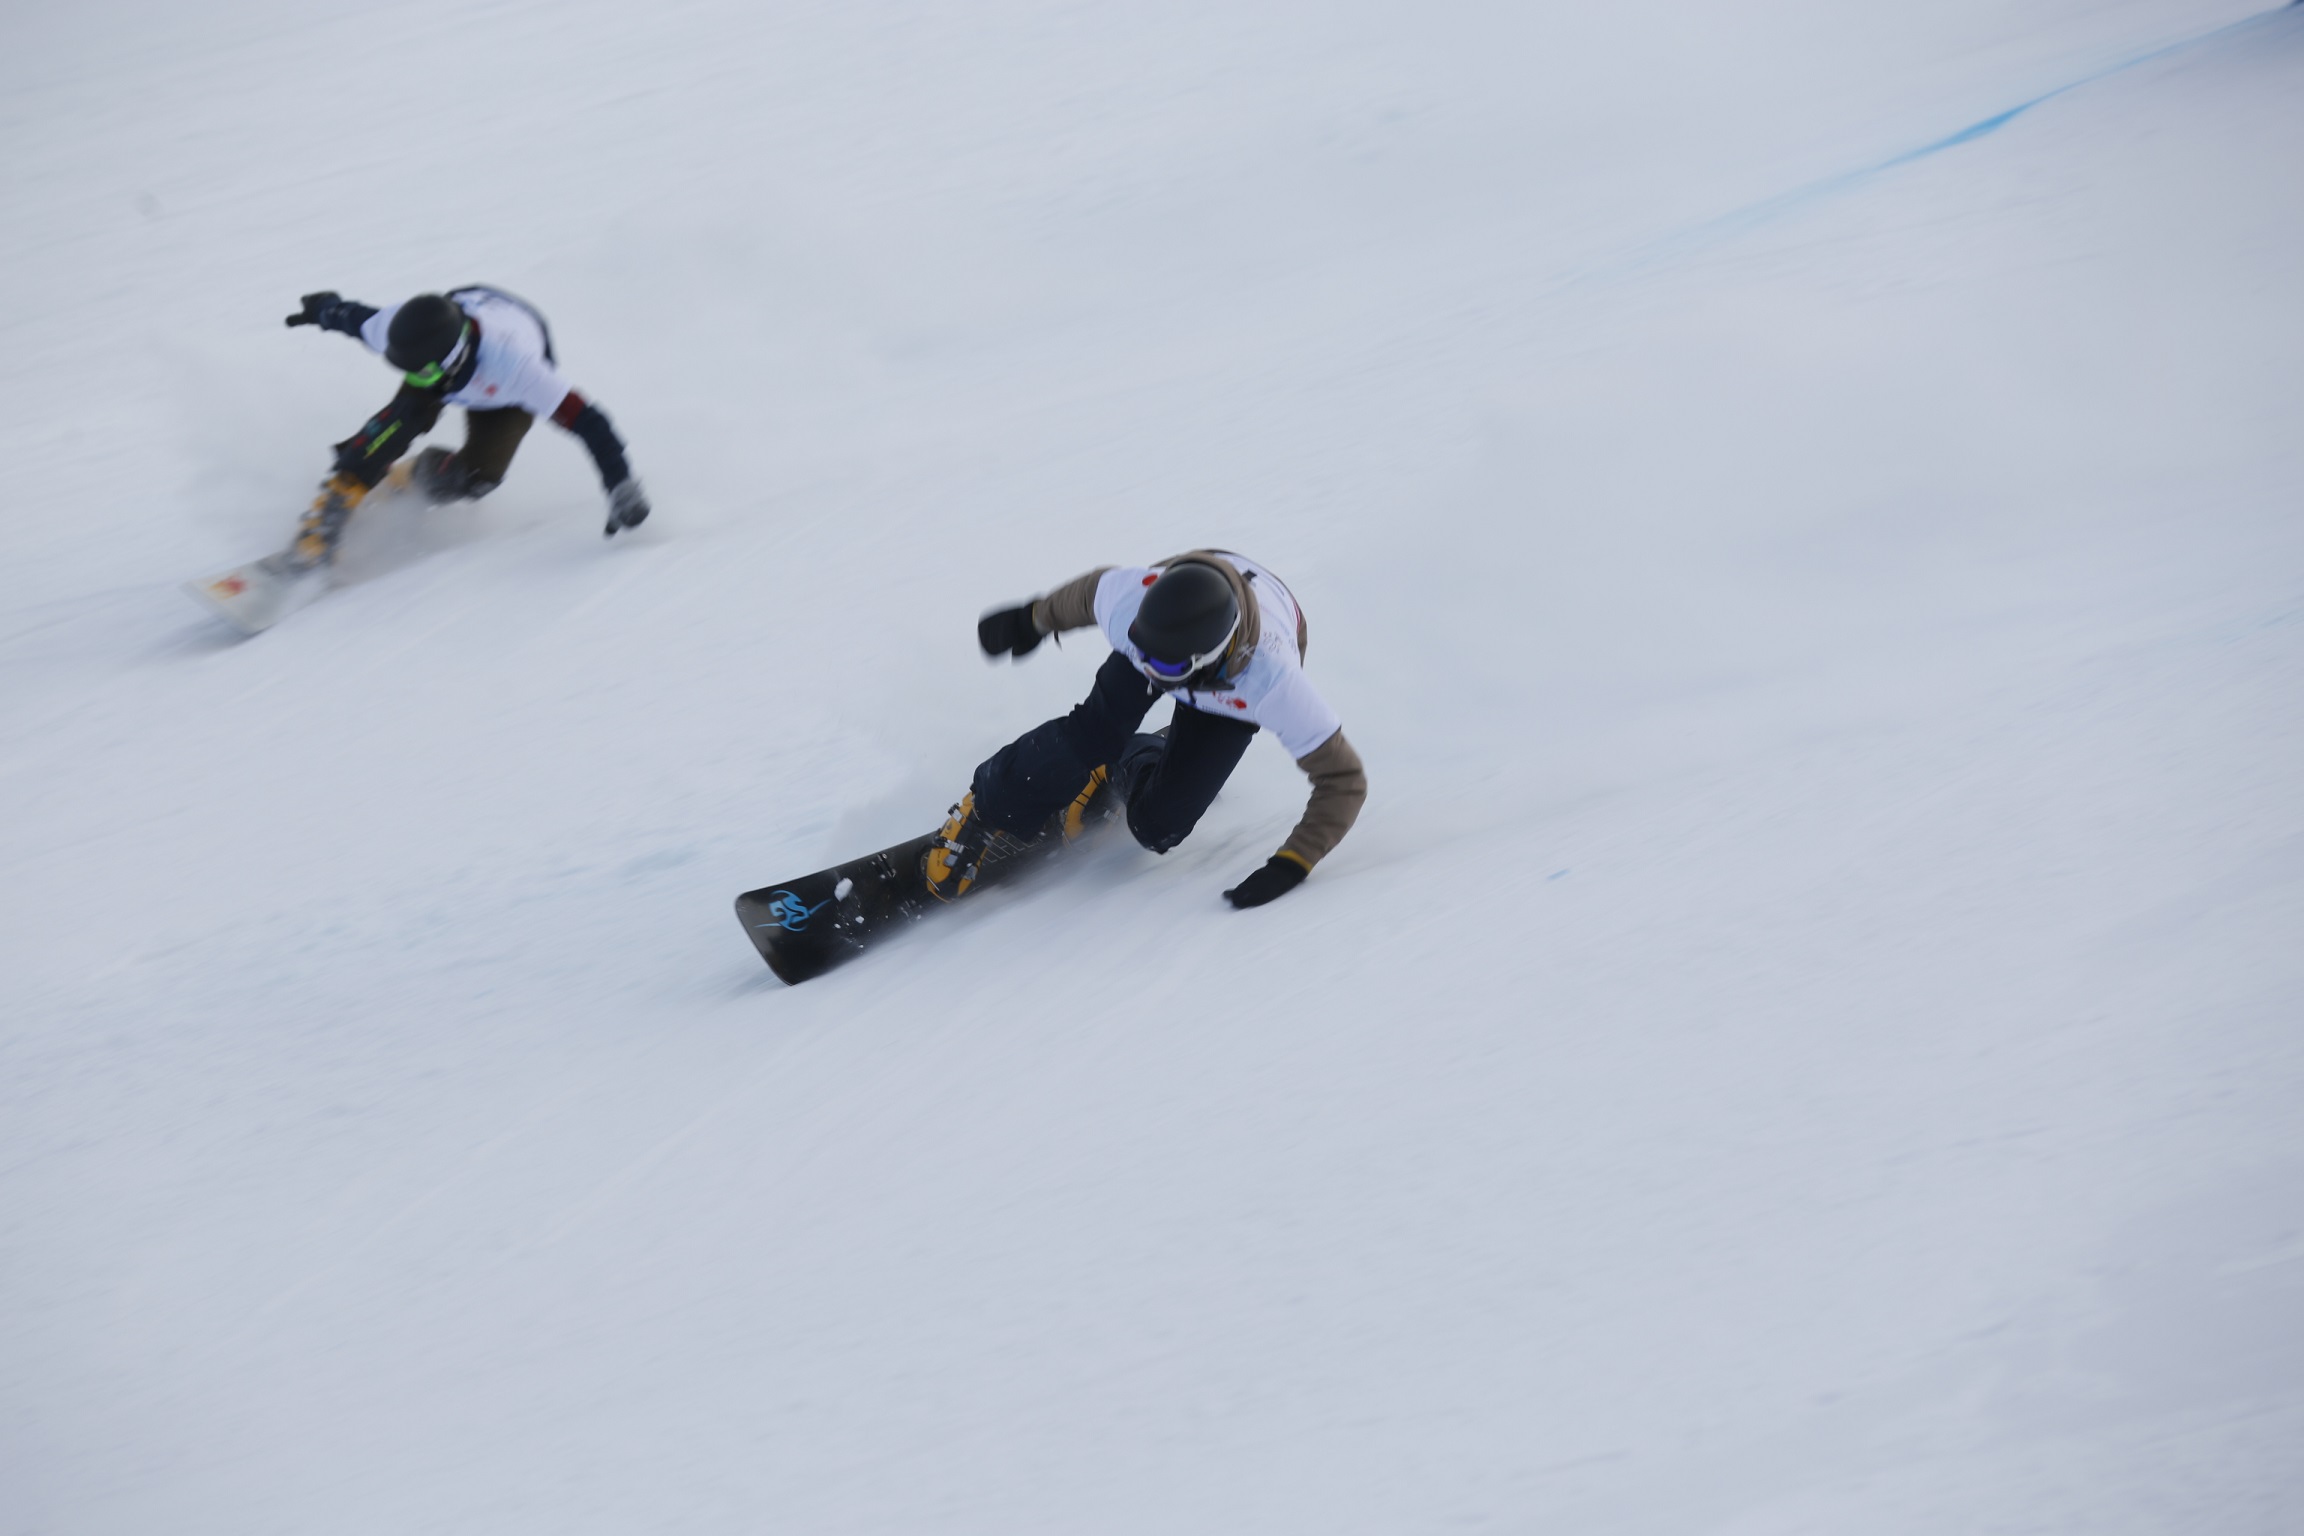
[410,448,463,503]
[412,448,501,503]
[1125,800,1189,855]
[1110,732,1167,799]
[1114,732,1186,851]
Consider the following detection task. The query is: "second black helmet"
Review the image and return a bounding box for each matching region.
[1128,562,1240,685]
[384,294,470,375]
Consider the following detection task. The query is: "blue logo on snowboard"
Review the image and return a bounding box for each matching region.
[760,889,833,933]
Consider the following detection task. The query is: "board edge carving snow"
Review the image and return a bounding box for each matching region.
[734,815,1094,986]
[182,463,426,636]
[182,554,330,635]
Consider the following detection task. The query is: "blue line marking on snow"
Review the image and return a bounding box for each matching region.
[1888,104,2035,162]
[1601,5,2296,276]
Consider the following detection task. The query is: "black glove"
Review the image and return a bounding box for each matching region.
[1224,853,1310,909]
[285,291,373,335]
[977,603,1045,659]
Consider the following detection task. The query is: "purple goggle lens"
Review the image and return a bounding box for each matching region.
[1140,652,1195,678]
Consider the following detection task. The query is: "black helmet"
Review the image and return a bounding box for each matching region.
[384,294,471,377]
[1128,562,1239,686]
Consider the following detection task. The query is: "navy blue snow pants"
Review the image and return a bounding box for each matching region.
[972,651,1258,853]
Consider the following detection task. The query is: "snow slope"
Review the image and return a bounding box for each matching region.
[4,1,2300,1531]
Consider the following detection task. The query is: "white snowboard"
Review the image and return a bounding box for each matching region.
[182,552,330,635]
[181,462,429,634]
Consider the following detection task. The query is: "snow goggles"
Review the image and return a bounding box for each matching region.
[403,323,474,389]
[1136,615,1239,685]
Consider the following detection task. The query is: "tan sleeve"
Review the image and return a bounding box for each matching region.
[1279,728,1366,868]
[1030,568,1112,635]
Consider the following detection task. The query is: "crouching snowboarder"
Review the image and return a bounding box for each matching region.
[280,286,649,569]
[936,550,1366,908]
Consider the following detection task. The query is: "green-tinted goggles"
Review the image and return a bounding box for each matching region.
[403,323,473,389]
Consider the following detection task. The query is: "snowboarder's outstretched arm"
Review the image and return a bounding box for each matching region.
[548,390,649,534]
[977,568,1111,660]
[285,291,376,337]
[1284,728,1367,867]
[1227,727,1366,907]
[1220,706,1368,908]
[289,291,445,490]
[977,567,1113,660]
[1034,568,1112,636]
[1201,621,1364,906]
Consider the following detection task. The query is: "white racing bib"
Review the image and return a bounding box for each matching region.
[360,289,575,417]
[1093,555,1341,760]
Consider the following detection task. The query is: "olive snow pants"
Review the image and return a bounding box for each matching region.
[334,384,533,494]
[971,651,1258,853]
[447,405,534,488]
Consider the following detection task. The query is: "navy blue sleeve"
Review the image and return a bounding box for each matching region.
[550,392,632,490]
[321,300,377,338]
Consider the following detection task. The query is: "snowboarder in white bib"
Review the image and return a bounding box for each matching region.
[935,551,1366,909]
[280,287,650,569]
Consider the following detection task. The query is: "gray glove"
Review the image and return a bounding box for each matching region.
[606,478,650,536]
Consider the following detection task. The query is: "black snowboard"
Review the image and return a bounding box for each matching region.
[735,821,1079,985]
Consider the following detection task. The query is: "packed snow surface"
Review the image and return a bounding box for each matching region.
[4,1,2301,1531]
